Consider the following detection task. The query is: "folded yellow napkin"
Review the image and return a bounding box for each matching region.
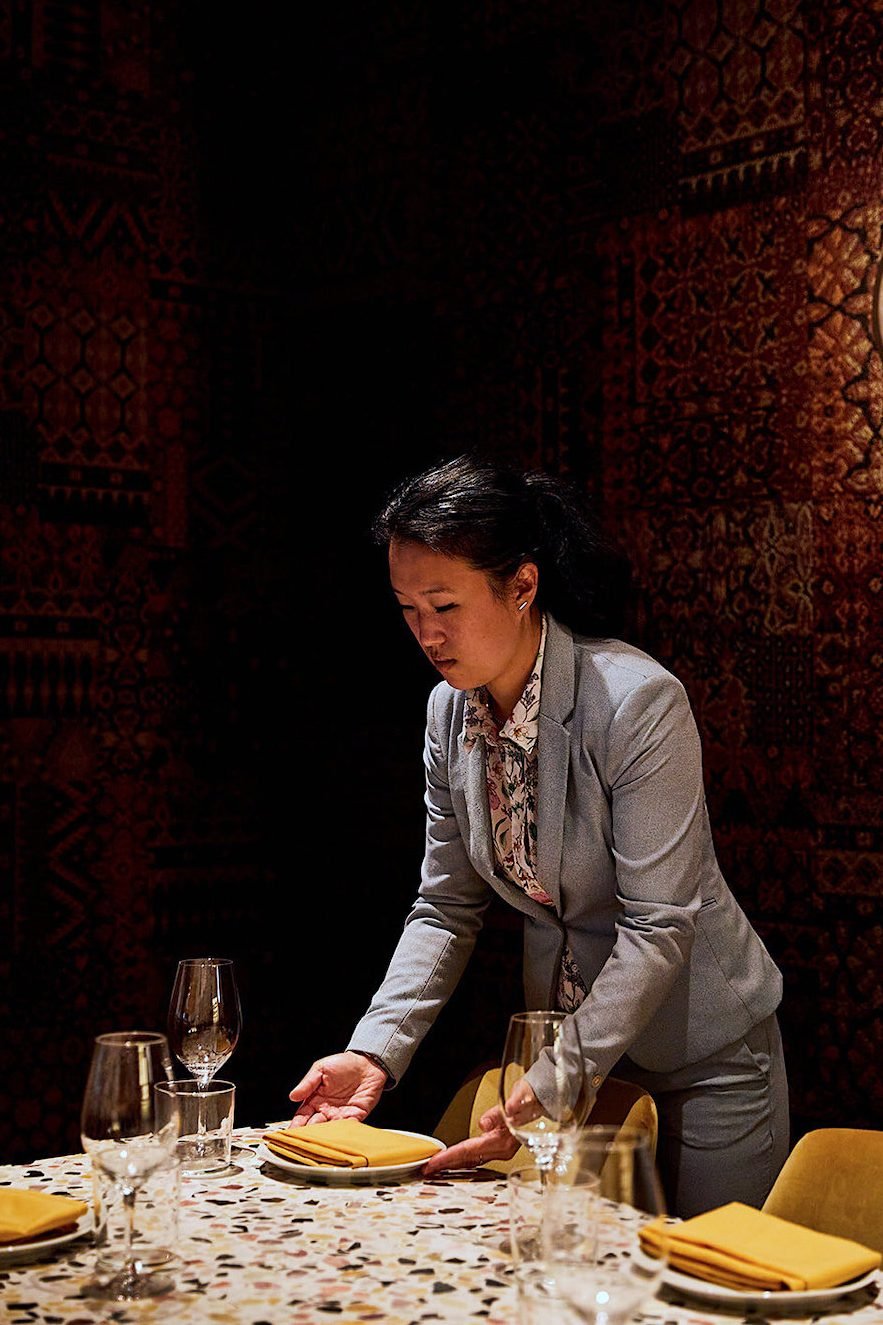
[263,1120,439,1169]
[0,1189,89,1245]
[639,1202,882,1291]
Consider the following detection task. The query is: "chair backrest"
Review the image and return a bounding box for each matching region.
[584,1075,659,1157]
[762,1128,883,1256]
[434,1064,658,1175]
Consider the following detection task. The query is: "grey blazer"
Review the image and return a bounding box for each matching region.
[348,614,783,1092]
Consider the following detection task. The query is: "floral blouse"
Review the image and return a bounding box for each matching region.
[463,615,588,1012]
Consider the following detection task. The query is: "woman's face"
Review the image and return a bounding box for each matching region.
[389,539,539,716]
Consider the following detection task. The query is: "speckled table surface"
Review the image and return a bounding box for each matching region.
[2,1127,882,1324]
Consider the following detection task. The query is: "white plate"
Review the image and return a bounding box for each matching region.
[257,1130,445,1184]
[663,1264,880,1310]
[0,1210,92,1263]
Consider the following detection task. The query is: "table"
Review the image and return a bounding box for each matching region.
[3,1125,883,1324]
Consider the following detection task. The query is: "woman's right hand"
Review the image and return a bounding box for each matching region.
[288,1051,387,1126]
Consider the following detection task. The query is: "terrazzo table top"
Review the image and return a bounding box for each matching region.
[2,1125,882,1324]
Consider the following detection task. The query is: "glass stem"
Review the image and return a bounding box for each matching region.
[196,1077,209,1157]
[121,1184,137,1272]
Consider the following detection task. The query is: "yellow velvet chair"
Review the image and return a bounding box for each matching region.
[434,1063,658,1174]
[761,1128,883,1256]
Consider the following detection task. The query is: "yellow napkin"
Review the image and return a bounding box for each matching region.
[0,1189,89,1245]
[640,1202,882,1291]
[263,1120,439,1169]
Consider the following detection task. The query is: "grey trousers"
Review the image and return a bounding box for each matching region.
[615,1013,790,1219]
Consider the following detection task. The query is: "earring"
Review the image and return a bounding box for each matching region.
[518,601,528,612]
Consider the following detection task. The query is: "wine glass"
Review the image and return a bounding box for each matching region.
[499,1011,589,1175]
[80,1031,180,1300]
[167,956,242,1088]
[548,1125,669,1325]
[167,957,241,1175]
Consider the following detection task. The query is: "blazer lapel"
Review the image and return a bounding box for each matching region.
[461,732,495,881]
[537,715,568,911]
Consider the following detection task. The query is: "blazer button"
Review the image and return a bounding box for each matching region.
[591,1074,603,1088]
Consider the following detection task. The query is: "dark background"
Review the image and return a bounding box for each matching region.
[1,0,882,1162]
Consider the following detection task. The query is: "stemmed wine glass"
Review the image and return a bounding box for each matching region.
[167,957,242,1172]
[167,957,242,1088]
[498,1011,590,1176]
[80,1031,180,1300]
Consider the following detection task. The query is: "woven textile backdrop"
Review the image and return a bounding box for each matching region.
[2,0,882,1162]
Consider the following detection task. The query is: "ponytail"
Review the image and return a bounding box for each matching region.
[523,470,632,636]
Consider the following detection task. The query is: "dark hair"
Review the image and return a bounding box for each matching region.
[372,452,633,637]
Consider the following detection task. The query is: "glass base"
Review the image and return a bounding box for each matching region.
[94,1246,177,1275]
[180,1160,243,1179]
[82,1264,175,1300]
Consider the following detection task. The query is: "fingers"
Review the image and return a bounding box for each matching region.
[290,1102,369,1128]
[478,1104,505,1131]
[288,1063,325,1104]
[421,1138,484,1176]
[503,1081,540,1126]
[290,1095,321,1126]
[289,1062,326,1125]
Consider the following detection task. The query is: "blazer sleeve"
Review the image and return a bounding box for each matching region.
[347,686,493,1084]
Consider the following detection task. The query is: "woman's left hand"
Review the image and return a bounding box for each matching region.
[421,1104,519,1176]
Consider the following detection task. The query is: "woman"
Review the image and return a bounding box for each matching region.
[289,453,789,1216]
